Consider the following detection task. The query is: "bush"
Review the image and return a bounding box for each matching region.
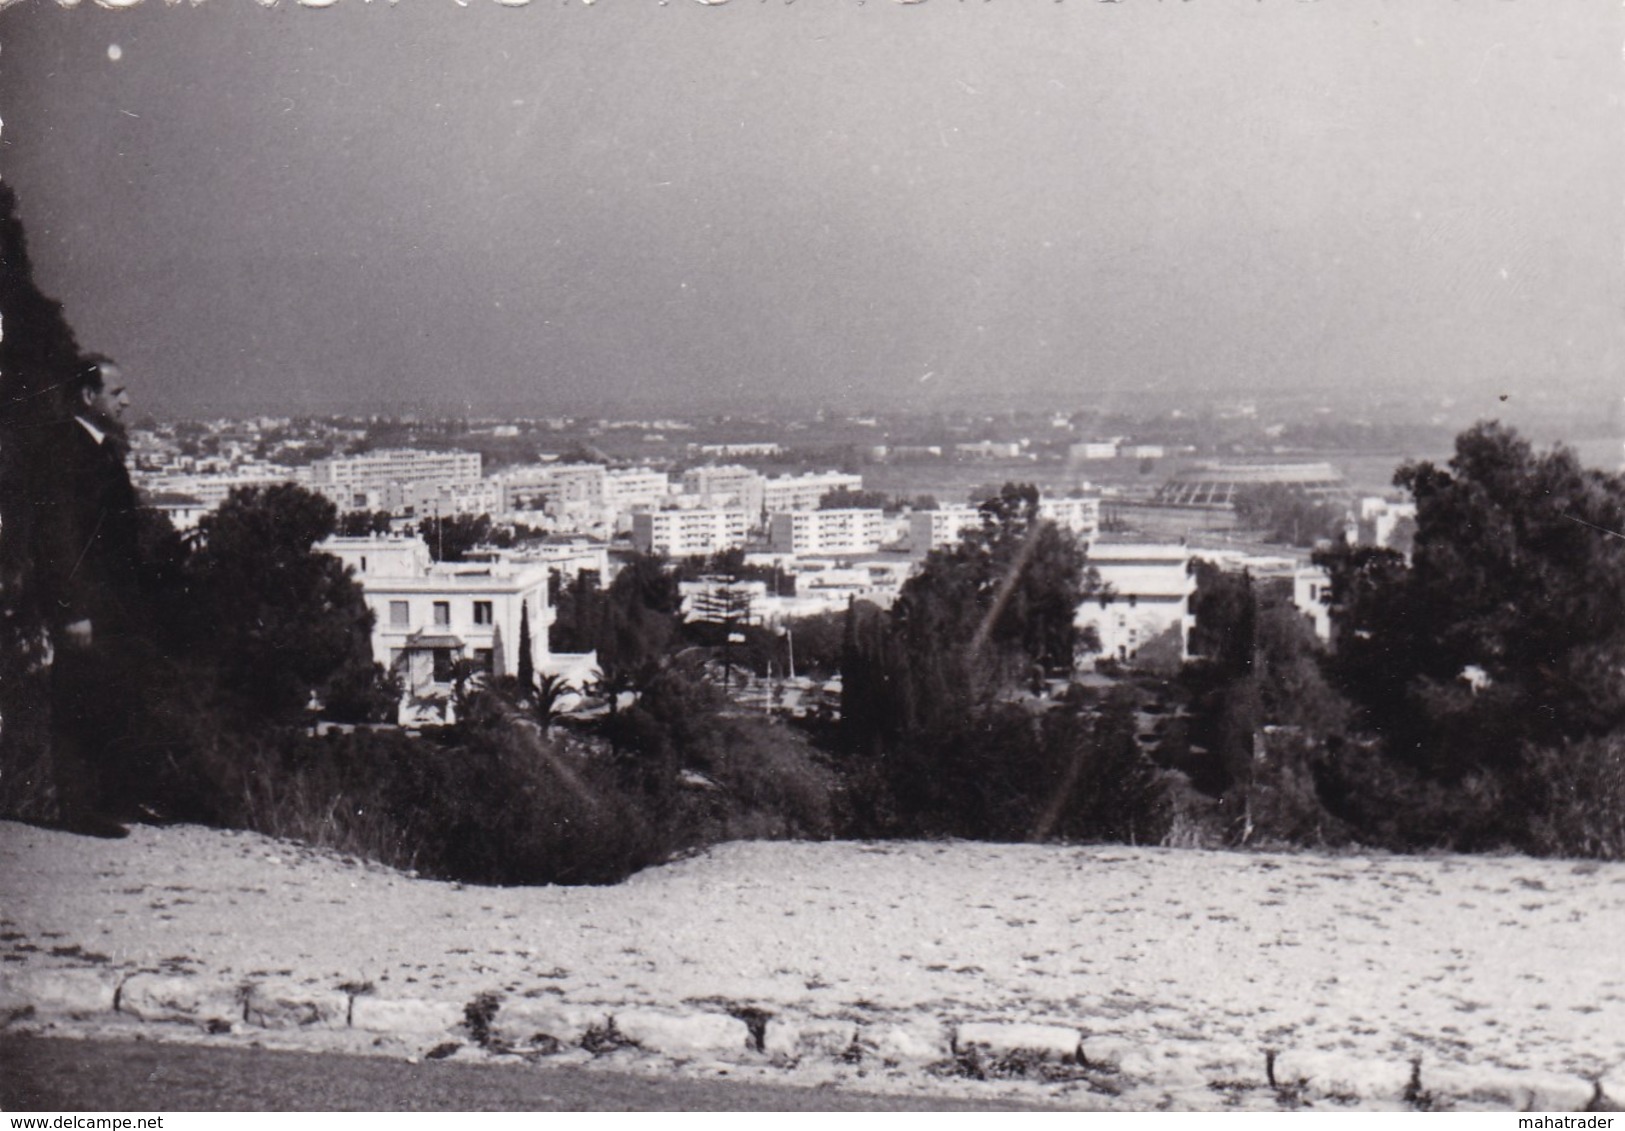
[1513,735,1625,860]
[1310,739,1510,854]
[223,720,669,886]
[1235,728,1350,848]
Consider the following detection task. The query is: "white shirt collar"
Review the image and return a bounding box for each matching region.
[74,416,107,446]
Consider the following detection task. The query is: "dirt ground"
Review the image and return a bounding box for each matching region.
[3,821,1622,1110]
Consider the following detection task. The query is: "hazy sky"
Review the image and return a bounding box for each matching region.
[1,0,1619,417]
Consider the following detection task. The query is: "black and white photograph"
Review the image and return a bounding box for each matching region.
[1,0,1622,1115]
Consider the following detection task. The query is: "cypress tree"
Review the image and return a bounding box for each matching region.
[517,600,534,696]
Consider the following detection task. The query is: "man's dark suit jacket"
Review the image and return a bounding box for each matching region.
[31,418,144,639]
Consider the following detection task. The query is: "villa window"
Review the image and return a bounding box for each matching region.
[473,601,494,626]
[433,601,450,627]
[389,600,409,627]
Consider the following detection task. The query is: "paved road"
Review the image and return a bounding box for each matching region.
[0,1035,1039,1112]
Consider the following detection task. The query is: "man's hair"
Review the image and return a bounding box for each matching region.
[70,354,116,400]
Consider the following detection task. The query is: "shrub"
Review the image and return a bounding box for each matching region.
[1513,735,1625,860]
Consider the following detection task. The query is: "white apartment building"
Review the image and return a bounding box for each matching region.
[906,495,1100,555]
[631,509,750,557]
[394,478,503,519]
[768,509,885,556]
[497,463,607,511]
[309,450,482,510]
[602,468,672,511]
[321,535,552,723]
[681,465,766,517]
[761,471,864,514]
[1039,495,1102,544]
[907,505,983,554]
[695,442,782,458]
[1070,441,1120,462]
[1075,542,1196,664]
[140,468,299,509]
[955,440,1024,460]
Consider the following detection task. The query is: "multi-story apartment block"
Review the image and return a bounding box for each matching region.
[138,468,300,509]
[309,449,482,511]
[681,465,766,518]
[602,468,672,511]
[631,509,750,557]
[907,505,983,555]
[321,535,551,723]
[1075,541,1196,664]
[394,478,503,519]
[761,471,864,515]
[1039,495,1102,545]
[768,509,885,556]
[907,495,1099,555]
[496,463,607,511]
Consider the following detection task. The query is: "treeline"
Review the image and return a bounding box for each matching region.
[1180,423,1625,858]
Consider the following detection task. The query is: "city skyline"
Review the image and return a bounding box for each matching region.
[1,1,1619,420]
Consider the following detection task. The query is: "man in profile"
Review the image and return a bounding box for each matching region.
[37,355,144,837]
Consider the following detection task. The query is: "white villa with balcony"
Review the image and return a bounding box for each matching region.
[322,535,554,723]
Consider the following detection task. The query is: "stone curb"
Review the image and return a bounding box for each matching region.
[116,973,239,1025]
[3,973,1616,1111]
[0,969,119,1017]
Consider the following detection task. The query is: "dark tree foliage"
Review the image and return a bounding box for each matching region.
[1231,484,1345,547]
[1184,561,1349,821]
[837,483,1123,839]
[516,600,535,694]
[1319,423,1625,779]
[416,512,492,562]
[1306,422,1625,857]
[337,510,394,536]
[180,484,378,723]
[1187,560,1255,674]
[551,554,682,685]
[674,547,794,596]
[891,482,1094,689]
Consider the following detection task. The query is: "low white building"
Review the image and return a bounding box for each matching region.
[1075,541,1196,663]
[1293,566,1334,642]
[501,536,611,582]
[955,440,1024,460]
[769,508,885,556]
[1350,496,1418,553]
[1070,441,1121,462]
[322,535,553,724]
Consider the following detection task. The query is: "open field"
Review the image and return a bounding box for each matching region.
[2,821,1622,1110]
